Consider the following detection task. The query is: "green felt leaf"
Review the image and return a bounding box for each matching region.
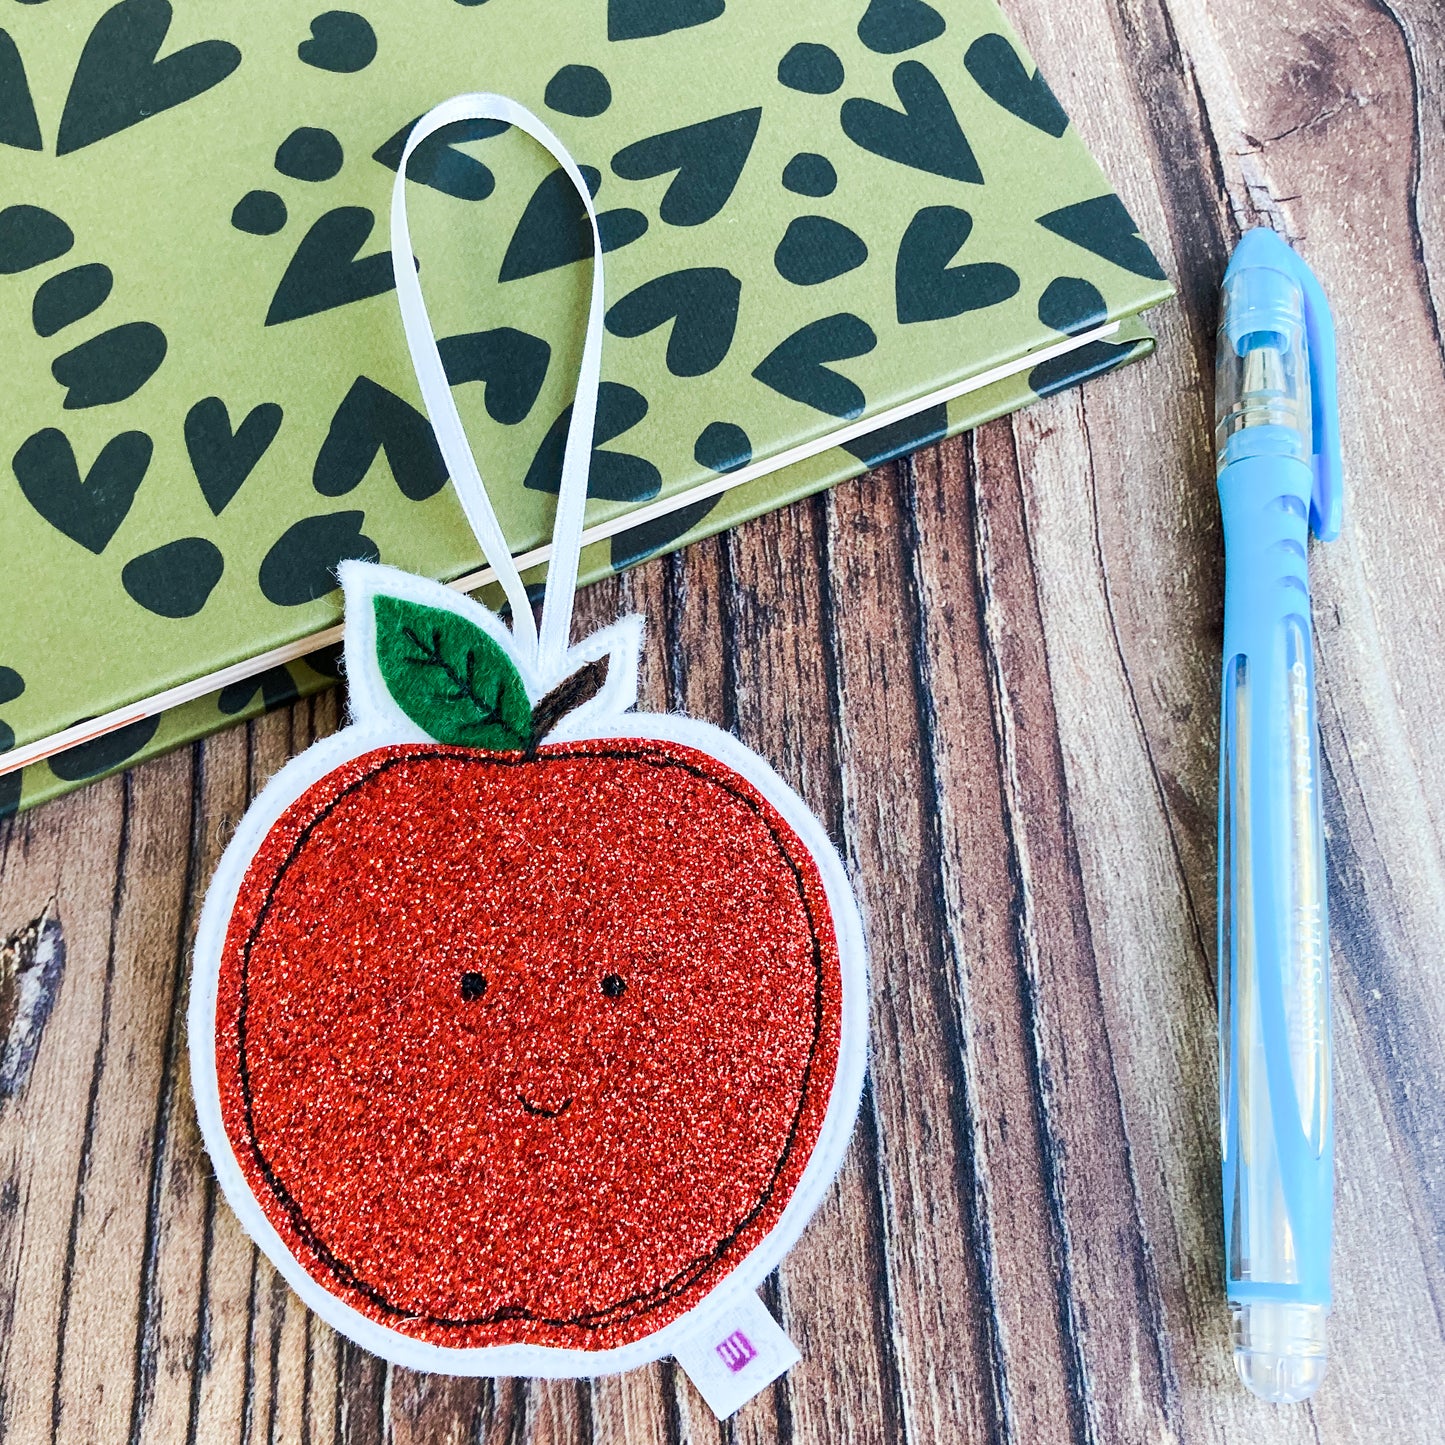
[373,594,531,750]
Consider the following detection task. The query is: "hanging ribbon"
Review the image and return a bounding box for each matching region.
[388,93,605,680]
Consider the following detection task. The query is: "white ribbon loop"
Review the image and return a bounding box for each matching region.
[388,93,605,677]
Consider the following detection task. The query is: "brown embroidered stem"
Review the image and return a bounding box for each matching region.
[528,657,610,749]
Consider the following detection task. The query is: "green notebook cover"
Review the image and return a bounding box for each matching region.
[0,0,1171,814]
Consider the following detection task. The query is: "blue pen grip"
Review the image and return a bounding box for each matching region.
[1218,452,1334,1310]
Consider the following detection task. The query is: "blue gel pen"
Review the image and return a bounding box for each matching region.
[1215,227,1342,1403]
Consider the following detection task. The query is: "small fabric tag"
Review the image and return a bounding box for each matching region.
[672,1291,802,1419]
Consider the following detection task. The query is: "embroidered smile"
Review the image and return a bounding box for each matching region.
[519,1094,572,1119]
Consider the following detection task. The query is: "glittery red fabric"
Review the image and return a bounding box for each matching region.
[215,738,842,1351]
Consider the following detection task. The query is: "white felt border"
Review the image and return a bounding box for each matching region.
[187,675,868,1378]
[338,561,644,742]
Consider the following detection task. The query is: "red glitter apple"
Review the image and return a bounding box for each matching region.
[191,564,867,1371]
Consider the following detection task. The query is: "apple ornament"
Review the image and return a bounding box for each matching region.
[188,95,868,1399]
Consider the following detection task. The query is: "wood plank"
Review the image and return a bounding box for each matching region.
[824,461,1004,1443]
[0,777,128,1443]
[983,26,1237,1425]
[1003,375,1232,1438]
[334,1337,387,1445]
[1385,0,1445,345]
[908,427,1131,1445]
[131,730,241,1445]
[183,700,345,1445]
[726,497,902,1445]
[46,750,193,1444]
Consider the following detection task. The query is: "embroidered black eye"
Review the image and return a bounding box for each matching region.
[460,972,488,1000]
[601,973,626,1000]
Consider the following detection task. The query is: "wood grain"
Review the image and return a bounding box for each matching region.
[3,0,1444,1439]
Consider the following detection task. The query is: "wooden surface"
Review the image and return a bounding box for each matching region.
[4,0,1445,1439]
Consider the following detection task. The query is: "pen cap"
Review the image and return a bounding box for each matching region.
[1219,228,1344,541]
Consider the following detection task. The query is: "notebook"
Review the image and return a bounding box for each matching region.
[0,0,1172,814]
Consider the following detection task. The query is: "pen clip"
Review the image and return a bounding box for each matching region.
[1279,244,1344,542]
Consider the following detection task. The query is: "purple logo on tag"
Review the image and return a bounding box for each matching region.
[716,1330,757,1373]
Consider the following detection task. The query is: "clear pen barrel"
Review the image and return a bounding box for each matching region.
[1216,263,1333,1403]
[1215,260,1312,465]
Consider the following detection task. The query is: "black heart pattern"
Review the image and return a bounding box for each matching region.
[0,205,72,275]
[752,313,877,419]
[607,0,724,41]
[1028,276,1134,396]
[373,115,508,201]
[13,428,152,554]
[32,264,113,337]
[524,383,660,503]
[611,108,762,226]
[777,43,844,95]
[0,734,16,817]
[275,126,343,183]
[265,207,394,325]
[1036,275,1108,335]
[857,0,946,55]
[694,421,752,473]
[313,377,448,501]
[1037,195,1167,279]
[56,0,240,156]
[297,11,376,72]
[185,397,283,514]
[52,322,167,408]
[1028,337,1140,398]
[303,643,343,680]
[218,666,300,716]
[499,166,647,282]
[841,61,982,184]
[0,29,41,150]
[842,402,948,467]
[964,33,1069,137]
[48,714,160,782]
[610,494,722,571]
[232,190,287,236]
[895,205,1019,323]
[122,536,224,617]
[605,267,741,376]
[259,511,379,606]
[774,216,868,286]
[438,328,551,424]
[545,64,612,118]
[0,668,21,817]
[782,153,838,197]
